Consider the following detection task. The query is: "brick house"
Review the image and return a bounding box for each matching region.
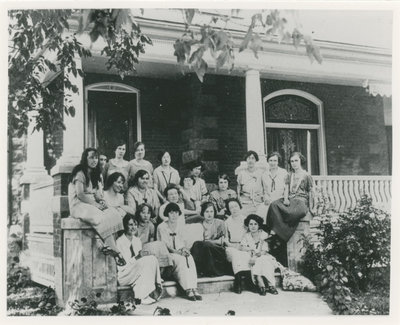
[16,9,392,301]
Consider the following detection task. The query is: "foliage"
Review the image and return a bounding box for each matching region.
[153,306,172,315]
[68,291,104,315]
[7,264,31,295]
[174,9,322,81]
[36,286,63,315]
[109,298,141,315]
[302,195,391,314]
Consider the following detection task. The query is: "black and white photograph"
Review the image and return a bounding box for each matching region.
[4,0,398,319]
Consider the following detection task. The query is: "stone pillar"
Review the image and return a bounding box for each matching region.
[181,74,220,189]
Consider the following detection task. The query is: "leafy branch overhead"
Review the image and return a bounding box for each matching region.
[174,9,322,81]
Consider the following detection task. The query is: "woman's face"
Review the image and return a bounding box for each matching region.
[290,154,302,171]
[168,210,180,223]
[87,151,99,169]
[139,206,151,223]
[183,177,194,189]
[138,173,150,189]
[167,189,179,203]
[112,176,125,193]
[115,144,126,159]
[248,219,260,233]
[191,166,202,178]
[203,205,215,222]
[161,152,171,166]
[246,154,257,168]
[126,218,138,236]
[135,144,145,160]
[218,178,229,191]
[268,155,279,169]
[228,201,241,216]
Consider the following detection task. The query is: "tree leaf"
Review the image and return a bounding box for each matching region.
[194,58,207,82]
[216,49,228,70]
[213,30,229,51]
[78,9,95,33]
[239,28,252,52]
[184,9,195,25]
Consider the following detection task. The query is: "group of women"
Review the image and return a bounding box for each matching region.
[68,140,316,303]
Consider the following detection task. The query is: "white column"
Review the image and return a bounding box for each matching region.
[51,58,85,175]
[20,112,53,185]
[245,69,267,167]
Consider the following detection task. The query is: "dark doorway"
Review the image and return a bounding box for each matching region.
[87,90,137,160]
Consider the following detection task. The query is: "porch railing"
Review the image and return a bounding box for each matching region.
[313,175,391,212]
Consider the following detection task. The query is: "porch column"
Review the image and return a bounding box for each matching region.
[51,57,85,176]
[245,69,267,165]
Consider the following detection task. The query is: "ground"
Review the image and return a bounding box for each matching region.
[131,289,333,316]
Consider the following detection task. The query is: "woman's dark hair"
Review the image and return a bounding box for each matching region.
[113,139,126,150]
[163,202,182,217]
[122,214,137,232]
[69,148,102,189]
[135,203,154,222]
[244,214,264,227]
[289,151,306,167]
[163,183,180,199]
[217,173,230,185]
[243,150,259,162]
[157,150,171,163]
[104,172,126,191]
[200,202,217,217]
[129,169,150,187]
[133,141,145,153]
[267,151,282,163]
[225,198,242,216]
[180,172,196,187]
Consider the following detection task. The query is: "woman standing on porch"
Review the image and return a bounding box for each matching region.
[237,151,265,216]
[126,169,160,217]
[104,140,130,192]
[116,214,162,304]
[153,150,180,201]
[68,148,126,266]
[261,152,288,222]
[266,152,316,242]
[128,141,154,187]
[157,203,202,301]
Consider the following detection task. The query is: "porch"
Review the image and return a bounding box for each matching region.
[19,174,391,305]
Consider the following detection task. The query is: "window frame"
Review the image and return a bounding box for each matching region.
[263,89,327,175]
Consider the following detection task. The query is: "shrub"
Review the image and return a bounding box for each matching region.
[302,195,390,314]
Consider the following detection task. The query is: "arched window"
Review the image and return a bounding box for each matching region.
[264,90,327,175]
[85,82,141,160]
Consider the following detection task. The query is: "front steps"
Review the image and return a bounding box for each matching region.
[117,272,282,301]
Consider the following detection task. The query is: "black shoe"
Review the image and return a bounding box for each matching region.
[234,274,242,294]
[267,285,278,295]
[192,289,202,301]
[259,287,267,296]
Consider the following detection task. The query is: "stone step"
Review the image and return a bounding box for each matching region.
[117,272,282,301]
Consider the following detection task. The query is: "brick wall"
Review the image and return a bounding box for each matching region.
[261,79,390,175]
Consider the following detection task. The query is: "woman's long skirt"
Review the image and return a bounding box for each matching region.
[170,253,197,290]
[70,203,123,239]
[141,241,173,268]
[225,247,251,274]
[251,253,277,286]
[190,241,232,277]
[266,197,308,242]
[117,255,162,300]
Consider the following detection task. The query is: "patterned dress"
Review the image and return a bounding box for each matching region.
[209,189,237,219]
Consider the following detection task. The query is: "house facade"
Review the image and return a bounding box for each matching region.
[15,9,392,290]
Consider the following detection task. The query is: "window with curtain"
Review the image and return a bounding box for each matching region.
[264,95,321,175]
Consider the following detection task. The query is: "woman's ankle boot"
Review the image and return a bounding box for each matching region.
[234,274,242,294]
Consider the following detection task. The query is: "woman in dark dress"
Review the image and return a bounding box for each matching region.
[266,152,316,242]
[190,202,232,277]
